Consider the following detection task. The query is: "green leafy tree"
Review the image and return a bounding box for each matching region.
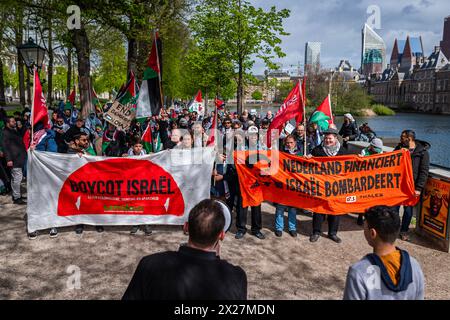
[228,1,290,113]
[251,90,262,101]
[92,30,127,99]
[189,0,290,111]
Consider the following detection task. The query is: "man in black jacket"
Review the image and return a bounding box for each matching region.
[1,117,26,204]
[307,128,347,243]
[394,130,430,241]
[122,199,247,300]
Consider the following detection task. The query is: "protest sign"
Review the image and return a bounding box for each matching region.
[419,177,450,240]
[26,148,215,232]
[234,149,417,214]
[104,101,135,130]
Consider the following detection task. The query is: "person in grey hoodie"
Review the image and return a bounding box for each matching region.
[343,205,424,300]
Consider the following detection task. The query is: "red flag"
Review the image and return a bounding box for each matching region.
[32,68,49,128]
[23,129,31,150]
[215,97,225,111]
[267,82,303,148]
[206,107,217,147]
[315,94,334,124]
[67,87,76,106]
[194,90,202,103]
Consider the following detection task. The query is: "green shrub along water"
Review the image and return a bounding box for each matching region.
[372,104,396,116]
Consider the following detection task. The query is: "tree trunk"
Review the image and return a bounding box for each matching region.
[236,0,244,115]
[0,20,5,107]
[204,91,208,116]
[14,11,26,107]
[47,19,53,107]
[66,47,72,97]
[72,27,93,119]
[127,37,138,78]
[0,58,5,107]
[237,58,244,115]
[26,70,31,105]
[137,39,151,82]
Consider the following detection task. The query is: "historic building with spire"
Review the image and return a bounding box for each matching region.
[368,16,450,114]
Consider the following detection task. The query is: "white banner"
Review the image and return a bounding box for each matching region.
[27,148,216,232]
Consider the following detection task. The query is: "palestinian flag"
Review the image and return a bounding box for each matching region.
[142,123,153,154]
[136,33,163,118]
[91,87,102,113]
[215,97,225,111]
[65,87,76,110]
[118,70,139,108]
[309,94,333,131]
[188,90,204,116]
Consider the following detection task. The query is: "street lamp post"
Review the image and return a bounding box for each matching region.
[17,37,47,107]
[17,37,47,73]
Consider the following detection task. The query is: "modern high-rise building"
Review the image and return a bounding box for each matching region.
[440,16,450,59]
[361,24,386,77]
[304,42,321,74]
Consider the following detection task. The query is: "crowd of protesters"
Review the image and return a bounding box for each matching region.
[0,101,431,301]
[0,102,430,245]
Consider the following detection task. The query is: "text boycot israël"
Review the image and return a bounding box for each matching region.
[282,153,404,197]
[68,176,175,196]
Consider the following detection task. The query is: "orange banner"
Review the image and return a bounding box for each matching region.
[234,149,418,215]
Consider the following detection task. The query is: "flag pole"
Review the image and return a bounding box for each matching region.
[302,79,307,156]
[31,67,36,146]
[328,93,334,124]
[154,30,164,113]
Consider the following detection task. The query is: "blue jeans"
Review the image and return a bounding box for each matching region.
[275,204,297,231]
[396,206,414,233]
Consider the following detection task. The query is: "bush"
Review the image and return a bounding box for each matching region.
[372,104,396,116]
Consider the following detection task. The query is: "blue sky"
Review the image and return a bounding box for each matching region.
[250,0,450,75]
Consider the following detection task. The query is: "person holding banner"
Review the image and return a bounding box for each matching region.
[122,199,247,300]
[66,132,104,235]
[394,130,430,241]
[307,128,347,243]
[127,138,152,236]
[356,138,385,225]
[274,135,304,238]
[235,126,266,240]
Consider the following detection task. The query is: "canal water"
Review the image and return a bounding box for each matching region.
[333,113,450,168]
[227,106,450,168]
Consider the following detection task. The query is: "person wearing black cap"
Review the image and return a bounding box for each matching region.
[122,199,247,300]
[307,127,347,243]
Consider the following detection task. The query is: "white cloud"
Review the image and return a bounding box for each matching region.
[249,0,450,74]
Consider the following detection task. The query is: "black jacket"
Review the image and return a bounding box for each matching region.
[122,246,247,300]
[1,127,26,168]
[311,144,347,157]
[395,140,430,191]
[339,122,358,140]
